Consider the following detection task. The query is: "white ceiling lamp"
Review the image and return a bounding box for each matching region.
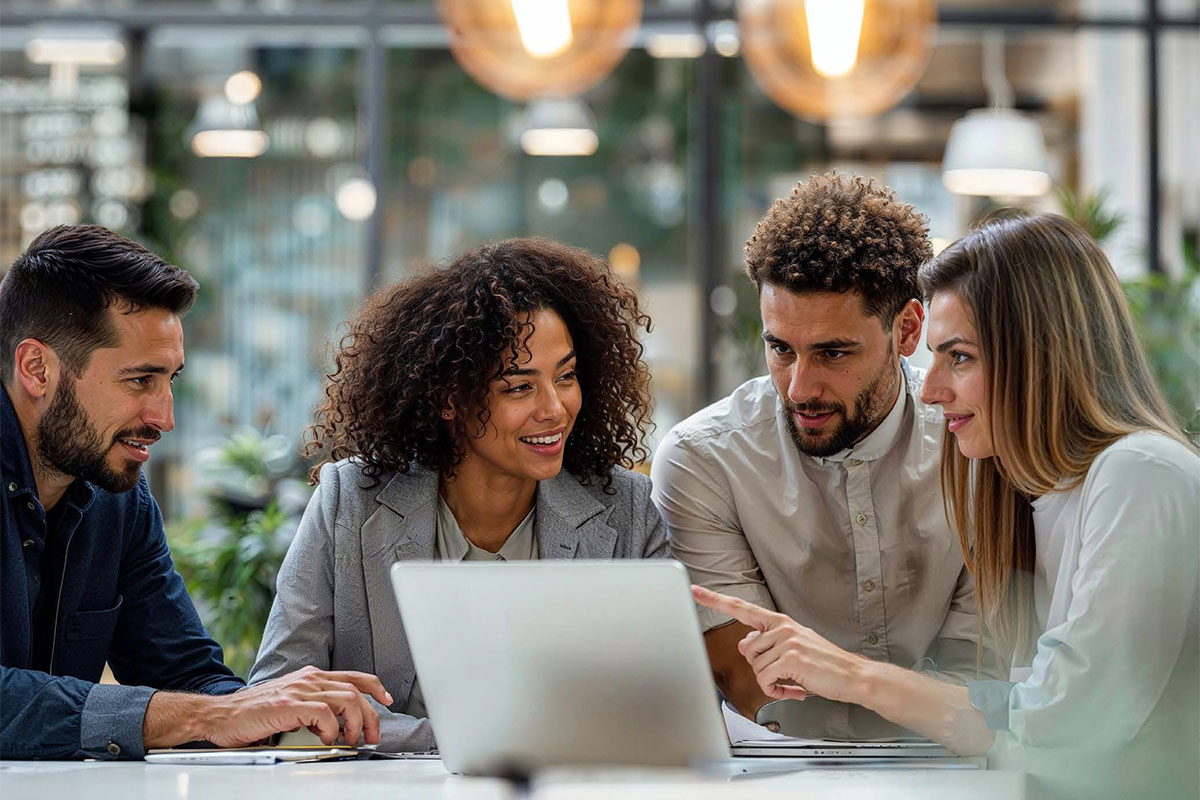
[519,97,599,157]
[942,32,1051,198]
[25,25,126,98]
[188,94,269,158]
[646,31,705,59]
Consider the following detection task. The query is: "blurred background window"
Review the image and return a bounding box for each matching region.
[1,0,1195,674]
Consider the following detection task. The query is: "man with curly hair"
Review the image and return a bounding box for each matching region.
[652,172,997,739]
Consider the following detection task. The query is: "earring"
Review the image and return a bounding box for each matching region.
[442,411,452,419]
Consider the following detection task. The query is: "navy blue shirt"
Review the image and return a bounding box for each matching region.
[1,385,244,759]
[18,463,85,674]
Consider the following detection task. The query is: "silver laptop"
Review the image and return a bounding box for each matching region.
[390,560,730,775]
[728,699,957,759]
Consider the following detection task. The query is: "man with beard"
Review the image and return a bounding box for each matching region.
[651,173,998,739]
[1,225,392,759]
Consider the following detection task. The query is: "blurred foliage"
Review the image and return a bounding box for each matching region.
[724,277,767,382]
[1054,185,1125,244]
[1121,236,1200,434]
[1057,184,1200,432]
[169,429,311,678]
[170,504,296,678]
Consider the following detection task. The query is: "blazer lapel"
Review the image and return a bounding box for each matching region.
[535,473,619,560]
[360,469,438,707]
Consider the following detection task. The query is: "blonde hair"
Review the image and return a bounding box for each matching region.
[919,213,1186,664]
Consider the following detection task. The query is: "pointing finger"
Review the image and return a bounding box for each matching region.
[691,585,778,632]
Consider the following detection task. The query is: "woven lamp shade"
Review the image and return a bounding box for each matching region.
[438,0,642,102]
[740,0,935,121]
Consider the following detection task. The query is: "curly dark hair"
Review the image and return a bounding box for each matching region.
[306,237,653,488]
[744,172,931,322]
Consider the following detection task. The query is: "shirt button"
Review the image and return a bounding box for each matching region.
[845,458,862,467]
[26,502,35,511]
[7,482,16,492]
[22,539,35,548]
[863,579,875,592]
[867,634,880,645]
[855,513,867,525]
[106,741,121,756]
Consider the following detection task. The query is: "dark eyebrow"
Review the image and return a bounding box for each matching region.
[807,339,860,351]
[118,363,184,377]
[934,337,977,354]
[762,332,860,351]
[501,350,577,378]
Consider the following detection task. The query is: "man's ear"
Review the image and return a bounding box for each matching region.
[12,339,61,402]
[893,299,924,358]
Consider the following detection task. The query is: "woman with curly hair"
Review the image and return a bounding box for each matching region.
[248,238,666,752]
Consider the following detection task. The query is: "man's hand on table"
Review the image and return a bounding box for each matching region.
[143,666,393,749]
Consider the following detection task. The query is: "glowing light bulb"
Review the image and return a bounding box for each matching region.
[336,178,376,220]
[511,0,573,58]
[804,0,864,78]
[224,70,261,105]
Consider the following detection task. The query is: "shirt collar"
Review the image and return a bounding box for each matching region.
[2,383,95,512]
[2,383,40,500]
[436,496,536,562]
[813,365,911,467]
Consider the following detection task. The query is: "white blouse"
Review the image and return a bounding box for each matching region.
[997,431,1199,798]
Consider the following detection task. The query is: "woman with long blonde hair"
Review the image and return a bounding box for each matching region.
[694,214,1198,798]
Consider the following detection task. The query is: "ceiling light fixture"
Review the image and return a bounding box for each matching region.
[188,94,269,158]
[740,0,935,120]
[942,33,1051,197]
[25,25,126,98]
[511,0,574,58]
[646,32,706,59]
[439,0,641,101]
[519,97,599,157]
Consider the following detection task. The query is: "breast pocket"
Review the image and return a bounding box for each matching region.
[64,595,124,642]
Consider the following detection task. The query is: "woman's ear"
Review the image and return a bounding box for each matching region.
[441,396,456,421]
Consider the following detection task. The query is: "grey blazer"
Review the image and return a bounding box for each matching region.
[248,458,669,752]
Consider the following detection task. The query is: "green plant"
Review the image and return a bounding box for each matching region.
[1054,185,1125,243]
[171,504,297,677]
[1056,184,1200,432]
[168,429,311,677]
[1121,237,1200,434]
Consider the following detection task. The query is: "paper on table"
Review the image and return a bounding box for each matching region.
[144,745,371,765]
[721,701,828,746]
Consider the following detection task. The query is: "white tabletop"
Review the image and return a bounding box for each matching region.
[0,758,1024,800]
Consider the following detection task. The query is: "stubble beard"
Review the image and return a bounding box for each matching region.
[783,345,900,459]
[36,376,146,494]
